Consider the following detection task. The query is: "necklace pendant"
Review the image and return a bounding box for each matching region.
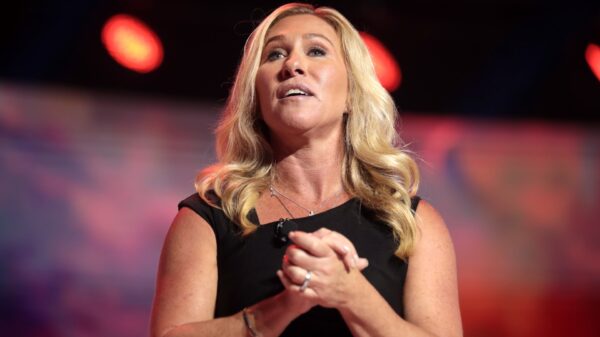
[308,210,315,216]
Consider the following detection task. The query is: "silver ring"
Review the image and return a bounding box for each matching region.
[299,270,312,292]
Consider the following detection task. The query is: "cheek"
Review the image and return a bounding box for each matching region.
[321,66,348,104]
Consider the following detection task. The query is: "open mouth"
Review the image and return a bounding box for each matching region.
[277,84,314,99]
[284,88,310,97]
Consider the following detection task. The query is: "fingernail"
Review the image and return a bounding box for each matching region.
[342,245,350,253]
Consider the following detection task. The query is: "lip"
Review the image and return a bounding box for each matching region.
[276,82,315,99]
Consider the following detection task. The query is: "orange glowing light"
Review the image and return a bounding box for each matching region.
[360,32,402,92]
[101,14,163,73]
[585,43,600,82]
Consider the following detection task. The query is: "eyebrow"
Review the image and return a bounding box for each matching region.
[264,33,335,48]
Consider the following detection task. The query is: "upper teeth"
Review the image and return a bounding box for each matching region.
[285,89,308,96]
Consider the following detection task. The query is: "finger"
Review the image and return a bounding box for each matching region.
[328,243,355,272]
[285,245,325,272]
[283,244,301,263]
[288,231,332,258]
[323,231,356,254]
[316,231,359,270]
[328,241,351,257]
[356,257,369,270]
[310,227,332,238]
[310,230,352,265]
[285,245,309,264]
[278,270,318,298]
[282,264,312,285]
[277,269,294,289]
[304,229,364,271]
[342,253,358,271]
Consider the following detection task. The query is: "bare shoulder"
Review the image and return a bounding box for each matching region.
[410,198,456,271]
[413,199,453,250]
[157,207,218,269]
[150,207,218,337]
[167,207,217,250]
[404,199,463,337]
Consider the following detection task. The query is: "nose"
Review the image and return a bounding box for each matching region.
[280,51,305,79]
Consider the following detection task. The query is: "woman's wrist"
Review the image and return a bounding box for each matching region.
[242,307,262,337]
[336,270,371,313]
[241,291,311,337]
[279,289,313,316]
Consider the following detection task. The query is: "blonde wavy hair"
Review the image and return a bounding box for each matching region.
[196,3,420,258]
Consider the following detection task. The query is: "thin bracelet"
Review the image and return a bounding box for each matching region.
[242,307,262,337]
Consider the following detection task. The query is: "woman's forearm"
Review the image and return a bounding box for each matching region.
[160,314,245,337]
[338,274,437,337]
[158,291,305,337]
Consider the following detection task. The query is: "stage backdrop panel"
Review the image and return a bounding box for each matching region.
[1,83,598,337]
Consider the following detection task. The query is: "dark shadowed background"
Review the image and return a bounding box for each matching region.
[1,1,599,336]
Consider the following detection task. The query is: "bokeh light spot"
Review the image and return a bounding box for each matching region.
[585,43,600,82]
[360,32,402,92]
[101,14,163,73]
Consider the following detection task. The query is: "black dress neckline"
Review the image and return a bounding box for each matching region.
[252,197,358,226]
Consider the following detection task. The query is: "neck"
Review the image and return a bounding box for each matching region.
[269,133,346,203]
[271,123,344,205]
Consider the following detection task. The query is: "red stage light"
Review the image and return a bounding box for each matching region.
[360,32,402,92]
[101,14,163,73]
[585,43,600,82]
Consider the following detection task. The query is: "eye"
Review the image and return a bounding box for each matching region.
[266,49,286,61]
[308,47,326,57]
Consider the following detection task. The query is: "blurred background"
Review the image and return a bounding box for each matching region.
[0,1,598,336]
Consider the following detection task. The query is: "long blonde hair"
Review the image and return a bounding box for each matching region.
[196,3,420,258]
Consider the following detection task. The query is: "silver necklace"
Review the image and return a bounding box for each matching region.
[269,184,343,217]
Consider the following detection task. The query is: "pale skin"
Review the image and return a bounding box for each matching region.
[150,13,461,337]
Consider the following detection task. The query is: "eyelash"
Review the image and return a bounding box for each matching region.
[308,47,326,57]
[266,50,285,61]
[265,47,327,61]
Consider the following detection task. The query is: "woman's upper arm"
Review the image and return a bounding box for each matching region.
[403,200,463,337]
[150,207,218,337]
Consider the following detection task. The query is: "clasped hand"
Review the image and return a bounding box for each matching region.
[276,228,369,313]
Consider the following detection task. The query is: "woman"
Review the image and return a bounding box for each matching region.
[151,3,462,337]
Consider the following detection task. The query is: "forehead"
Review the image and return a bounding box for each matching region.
[265,14,340,45]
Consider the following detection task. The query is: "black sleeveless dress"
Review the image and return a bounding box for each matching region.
[178,193,420,337]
